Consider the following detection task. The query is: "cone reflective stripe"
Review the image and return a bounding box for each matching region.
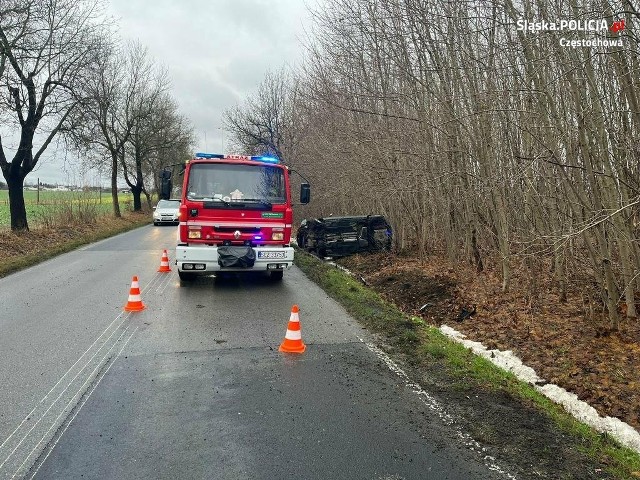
[124,275,146,312]
[158,249,171,272]
[279,305,305,353]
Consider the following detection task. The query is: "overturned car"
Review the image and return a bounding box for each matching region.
[296,215,393,258]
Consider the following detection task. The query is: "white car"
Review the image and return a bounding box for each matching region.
[153,199,180,225]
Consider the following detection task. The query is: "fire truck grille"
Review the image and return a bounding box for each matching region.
[214,226,261,233]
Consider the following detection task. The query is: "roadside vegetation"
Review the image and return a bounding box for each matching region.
[0,190,150,278]
[0,190,119,228]
[225,0,640,334]
[294,249,640,480]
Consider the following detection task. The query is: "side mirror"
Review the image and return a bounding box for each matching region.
[300,183,310,204]
[159,169,172,200]
[159,179,172,200]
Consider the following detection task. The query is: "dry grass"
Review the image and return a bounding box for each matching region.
[338,252,640,432]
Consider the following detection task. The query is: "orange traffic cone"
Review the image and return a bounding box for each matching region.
[124,276,146,312]
[157,249,171,272]
[279,305,306,353]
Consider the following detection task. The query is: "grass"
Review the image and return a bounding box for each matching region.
[0,190,134,229]
[293,248,640,479]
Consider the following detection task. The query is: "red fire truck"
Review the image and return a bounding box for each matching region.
[163,153,310,281]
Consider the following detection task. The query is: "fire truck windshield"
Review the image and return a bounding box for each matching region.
[186,163,286,204]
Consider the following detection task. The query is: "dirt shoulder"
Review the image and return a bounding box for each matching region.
[336,252,640,433]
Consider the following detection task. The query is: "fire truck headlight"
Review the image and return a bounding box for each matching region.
[188,229,201,239]
[271,232,284,241]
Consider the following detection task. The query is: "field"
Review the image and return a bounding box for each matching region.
[0,189,136,229]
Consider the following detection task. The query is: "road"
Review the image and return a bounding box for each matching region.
[0,225,514,479]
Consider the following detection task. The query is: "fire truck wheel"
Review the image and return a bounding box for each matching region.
[178,270,197,281]
[270,270,284,281]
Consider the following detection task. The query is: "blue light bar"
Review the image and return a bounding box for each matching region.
[250,156,279,164]
[194,152,224,159]
[194,153,280,164]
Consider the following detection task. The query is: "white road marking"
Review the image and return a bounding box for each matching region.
[25,326,139,480]
[141,272,163,292]
[155,270,174,294]
[0,312,125,457]
[361,339,517,480]
[0,314,132,477]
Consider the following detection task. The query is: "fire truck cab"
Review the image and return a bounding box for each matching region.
[170,153,310,281]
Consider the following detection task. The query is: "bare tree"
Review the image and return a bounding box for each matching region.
[72,41,163,217]
[276,0,640,331]
[224,69,299,161]
[124,93,193,210]
[0,0,106,230]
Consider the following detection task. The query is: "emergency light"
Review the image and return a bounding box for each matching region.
[194,153,279,164]
[252,156,279,164]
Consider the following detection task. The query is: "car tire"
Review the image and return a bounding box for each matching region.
[178,271,197,281]
[270,270,284,281]
[153,221,158,226]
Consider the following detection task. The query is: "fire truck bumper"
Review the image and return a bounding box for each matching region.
[176,245,294,273]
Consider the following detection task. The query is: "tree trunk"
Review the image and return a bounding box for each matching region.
[143,189,152,209]
[111,155,121,218]
[471,228,483,273]
[554,247,567,303]
[132,185,142,211]
[132,151,145,212]
[7,173,29,231]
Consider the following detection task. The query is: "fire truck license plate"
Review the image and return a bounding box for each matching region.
[258,251,286,259]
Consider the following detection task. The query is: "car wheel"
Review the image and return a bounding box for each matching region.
[153,221,158,226]
[270,270,284,281]
[178,271,197,281]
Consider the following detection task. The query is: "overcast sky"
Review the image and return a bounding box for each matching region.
[24,0,315,186]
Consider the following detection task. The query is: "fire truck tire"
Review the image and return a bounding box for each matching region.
[270,270,284,281]
[178,270,197,281]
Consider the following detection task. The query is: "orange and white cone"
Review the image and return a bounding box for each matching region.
[124,275,146,312]
[157,249,171,272]
[279,305,306,353]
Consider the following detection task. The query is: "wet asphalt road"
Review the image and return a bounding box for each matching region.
[0,225,512,479]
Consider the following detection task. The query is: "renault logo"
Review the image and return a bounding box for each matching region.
[234,230,241,239]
